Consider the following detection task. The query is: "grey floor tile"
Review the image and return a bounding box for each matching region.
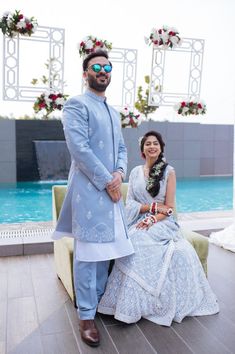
[0,273,7,301]
[137,319,193,354]
[7,332,43,354]
[8,272,34,299]
[0,301,7,343]
[36,298,72,335]
[106,323,156,354]
[42,333,79,354]
[7,297,39,353]
[0,341,5,354]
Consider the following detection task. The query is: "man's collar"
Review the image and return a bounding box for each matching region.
[85,89,106,103]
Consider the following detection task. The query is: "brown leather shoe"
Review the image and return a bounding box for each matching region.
[79,319,100,347]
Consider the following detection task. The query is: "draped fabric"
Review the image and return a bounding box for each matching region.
[98,165,219,325]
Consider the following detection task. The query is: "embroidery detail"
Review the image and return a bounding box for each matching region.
[86,211,92,219]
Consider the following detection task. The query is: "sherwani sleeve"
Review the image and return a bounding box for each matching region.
[63,97,113,191]
[125,169,142,226]
[115,131,128,177]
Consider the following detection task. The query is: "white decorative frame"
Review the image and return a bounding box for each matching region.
[148,38,205,107]
[82,47,137,109]
[2,25,65,101]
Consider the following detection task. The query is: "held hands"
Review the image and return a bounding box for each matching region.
[106,172,122,202]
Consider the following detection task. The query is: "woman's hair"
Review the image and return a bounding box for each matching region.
[82,50,112,72]
[140,130,168,198]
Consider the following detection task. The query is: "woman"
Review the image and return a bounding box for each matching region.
[98,131,219,326]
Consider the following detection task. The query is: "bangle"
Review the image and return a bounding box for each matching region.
[167,208,173,216]
[116,169,124,181]
[142,215,157,226]
[149,202,157,214]
[149,215,157,224]
[156,206,173,216]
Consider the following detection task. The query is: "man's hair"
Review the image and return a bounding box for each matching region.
[82,50,112,72]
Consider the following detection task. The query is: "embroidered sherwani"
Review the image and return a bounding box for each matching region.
[52,89,133,259]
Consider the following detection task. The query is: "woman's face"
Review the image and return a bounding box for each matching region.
[143,135,161,159]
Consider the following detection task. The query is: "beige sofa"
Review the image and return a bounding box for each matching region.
[53,184,208,303]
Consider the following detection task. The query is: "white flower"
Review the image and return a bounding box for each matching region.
[182,107,189,114]
[152,31,160,41]
[16,20,27,29]
[55,97,65,105]
[7,17,13,27]
[170,27,179,33]
[2,11,11,18]
[122,118,130,125]
[170,36,180,45]
[161,32,169,43]
[44,97,51,106]
[121,107,130,115]
[85,39,93,49]
[137,116,142,125]
[200,99,206,106]
[174,103,181,111]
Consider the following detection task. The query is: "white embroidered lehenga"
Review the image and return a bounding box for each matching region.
[98,165,219,326]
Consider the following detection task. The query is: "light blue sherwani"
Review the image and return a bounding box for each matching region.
[53,90,128,243]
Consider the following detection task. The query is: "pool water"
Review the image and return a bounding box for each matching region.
[0,177,233,224]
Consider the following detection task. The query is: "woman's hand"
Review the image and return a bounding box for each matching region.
[136,215,157,230]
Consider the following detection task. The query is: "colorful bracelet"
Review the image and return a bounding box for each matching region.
[157,206,173,216]
[149,202,157,214]
[142,215,157,226]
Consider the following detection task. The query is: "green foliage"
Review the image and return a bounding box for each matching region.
[31,58,62,89]
[134,76,158,119]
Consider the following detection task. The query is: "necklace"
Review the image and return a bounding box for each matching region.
[143,165,150,178]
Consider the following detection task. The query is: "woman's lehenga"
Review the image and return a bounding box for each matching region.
[98,165,219,326]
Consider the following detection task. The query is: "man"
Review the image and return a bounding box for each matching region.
[52,49,134,347]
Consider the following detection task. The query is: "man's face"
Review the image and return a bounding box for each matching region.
[84,56,112,92]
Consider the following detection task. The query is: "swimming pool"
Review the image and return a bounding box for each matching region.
[0,177,233,224]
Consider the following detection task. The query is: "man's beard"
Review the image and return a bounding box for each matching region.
[87,73,111,92]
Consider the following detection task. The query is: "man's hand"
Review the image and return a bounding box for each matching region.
[106,172,122,202]
[106,172,122,192]
[106,188,122,202]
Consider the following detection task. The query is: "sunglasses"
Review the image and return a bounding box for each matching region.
[88,63,112,73]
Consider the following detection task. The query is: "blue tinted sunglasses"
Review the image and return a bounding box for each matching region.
[88,63,112,73]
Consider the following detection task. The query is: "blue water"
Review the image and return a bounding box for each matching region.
[0,177,233,224]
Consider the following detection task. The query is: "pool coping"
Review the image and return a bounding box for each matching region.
[0,210,234,256]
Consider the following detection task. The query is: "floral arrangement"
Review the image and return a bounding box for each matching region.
[0,10,37,37]
[33,92,68,119]
[174,100,207,116]
[120,107,142,128]
[78,35,112,57]
[145,25,181,49]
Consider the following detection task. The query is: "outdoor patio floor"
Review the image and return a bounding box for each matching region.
[1,238,235,354]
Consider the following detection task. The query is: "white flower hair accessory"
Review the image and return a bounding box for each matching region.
[78,35,112,58]
[138,136,143,146]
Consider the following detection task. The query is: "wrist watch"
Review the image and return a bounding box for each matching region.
[116,168,125,181]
